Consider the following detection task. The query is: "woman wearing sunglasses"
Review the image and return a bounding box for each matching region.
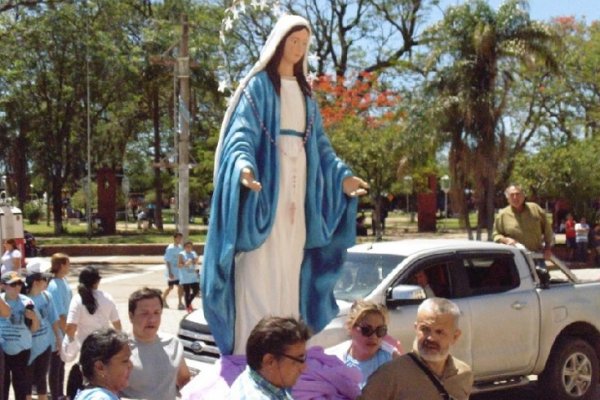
[329,300,400,388]
[0,271,40,400]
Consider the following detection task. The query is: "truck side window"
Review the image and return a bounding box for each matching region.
[464,256,519,296]
[406,263,452,298]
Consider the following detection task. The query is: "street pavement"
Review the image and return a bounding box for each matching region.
[8,255,600,399]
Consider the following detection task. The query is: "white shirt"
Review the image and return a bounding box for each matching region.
[1,249,22,274]
[575,222,590,243]
[67,289,120,343]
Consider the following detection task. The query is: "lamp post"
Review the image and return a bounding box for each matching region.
[122,176,130,232]
[403,175,413,223]
[0,175,6,205]
[441,175,450,219]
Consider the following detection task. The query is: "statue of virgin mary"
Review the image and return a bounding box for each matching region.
[203,14,368,355]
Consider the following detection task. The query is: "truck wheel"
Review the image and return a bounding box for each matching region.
[539,338,599,400]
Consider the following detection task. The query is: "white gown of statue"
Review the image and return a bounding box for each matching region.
[233,77,307,354]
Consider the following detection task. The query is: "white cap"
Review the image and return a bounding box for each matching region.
[26,258,52,274]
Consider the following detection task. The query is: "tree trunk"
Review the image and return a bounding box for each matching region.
[13,127,28,210]
[51,175,64,235]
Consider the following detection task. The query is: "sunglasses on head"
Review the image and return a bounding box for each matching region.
[357,324,387,338]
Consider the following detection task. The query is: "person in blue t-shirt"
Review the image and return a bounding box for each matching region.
[163,233,184,310]
[178,241,200,313]
[0,294,11,397]
[26,270,61,400]
[46,252,73,400]
[1,271,40,400]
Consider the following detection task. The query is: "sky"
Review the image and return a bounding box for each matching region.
[436,0,600,22]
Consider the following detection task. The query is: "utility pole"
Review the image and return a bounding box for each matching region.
[150,14,194,239]
[177,14,190,239]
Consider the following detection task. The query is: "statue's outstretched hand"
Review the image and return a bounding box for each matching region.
[343,176,369,197]
[240,168,262,192]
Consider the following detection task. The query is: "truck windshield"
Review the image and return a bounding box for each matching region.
[334,253,405,302]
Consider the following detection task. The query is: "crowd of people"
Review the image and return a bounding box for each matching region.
[210,298,473,400]
[0,251,193,400]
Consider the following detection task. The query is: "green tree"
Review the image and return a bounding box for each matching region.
[424,0,559,239]
[512,137,600,222]
[0,1,147,233]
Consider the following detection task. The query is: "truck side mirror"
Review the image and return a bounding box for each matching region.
[536,266,550,289]
[386,284,426,309]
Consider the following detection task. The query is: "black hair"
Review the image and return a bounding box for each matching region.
[78,266,101,314]
[265,25,312,98]
[79,328,129,381]
[245,316,311,371]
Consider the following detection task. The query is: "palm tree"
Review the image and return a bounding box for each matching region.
[425,0,558,239]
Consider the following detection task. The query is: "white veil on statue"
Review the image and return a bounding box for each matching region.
[213,14,311,179]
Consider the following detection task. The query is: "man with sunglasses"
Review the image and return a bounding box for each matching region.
[359,298,473,400]
[228,316,311,399]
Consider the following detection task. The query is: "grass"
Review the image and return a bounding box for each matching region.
[26,220,207,245]
[25,210,489,245]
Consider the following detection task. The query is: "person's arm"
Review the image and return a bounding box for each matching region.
[112,319,122,332]
[57,315,67,332]
[0,296,10,318]
[25,307,40,333]
[166,259,175,279]
[65,323,77,340]
[492,212,517,245]
[176,358,192,389]
[52,320,62,352]
[178,254,185,268]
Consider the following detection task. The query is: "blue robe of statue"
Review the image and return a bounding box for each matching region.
[202,71,357,355]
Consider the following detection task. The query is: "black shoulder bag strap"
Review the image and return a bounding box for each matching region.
[407,352,454,400]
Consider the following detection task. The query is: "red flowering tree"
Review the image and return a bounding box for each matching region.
[312,72,403,238]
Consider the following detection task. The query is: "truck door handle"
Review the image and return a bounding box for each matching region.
[511,301,526,310]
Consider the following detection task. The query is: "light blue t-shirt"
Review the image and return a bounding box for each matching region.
[164,243,183,280]
[0,293,39,355]
[345,347,394,388]
[47,276,72,318]
[178,250,200,285]
[28,291,59,364]
[74,387,120,400]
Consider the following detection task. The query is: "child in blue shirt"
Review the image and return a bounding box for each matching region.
[163,232,184,309]
[178,241,200,313]
[1,271,40,400]
[26,271,60,400]
[46,253,72,400]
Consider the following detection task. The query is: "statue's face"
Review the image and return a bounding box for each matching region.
[280,28,309,71]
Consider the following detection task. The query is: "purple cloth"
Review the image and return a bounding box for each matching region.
[180,347,361,400]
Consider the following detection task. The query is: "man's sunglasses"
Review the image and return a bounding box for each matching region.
[8,282,23,287]
[280,353,307,364]
[357,324,388,338]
